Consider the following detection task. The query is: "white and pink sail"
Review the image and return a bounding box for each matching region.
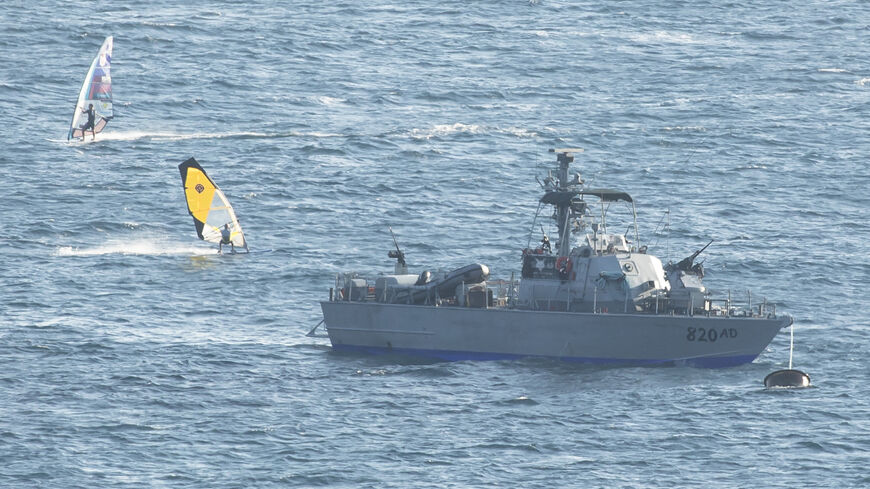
[68,36,113,140]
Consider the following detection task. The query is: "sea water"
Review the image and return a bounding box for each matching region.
[1,1,869,487]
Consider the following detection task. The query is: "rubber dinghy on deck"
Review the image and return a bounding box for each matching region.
[178,157,249,253]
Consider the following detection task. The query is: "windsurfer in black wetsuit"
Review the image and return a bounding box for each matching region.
[219,223,234,254]
[80,103,96,140]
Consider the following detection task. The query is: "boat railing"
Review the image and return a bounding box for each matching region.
[641,289,780,319]
[707,289,779,319]
[628,286,782,319]
[329,275,782,319]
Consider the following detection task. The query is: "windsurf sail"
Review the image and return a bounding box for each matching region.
[178,158,249,252]
[68,36,114,140]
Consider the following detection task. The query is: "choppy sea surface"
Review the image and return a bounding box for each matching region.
[2,1,869,487]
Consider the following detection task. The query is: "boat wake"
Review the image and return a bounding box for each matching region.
[53,130,343,144]
[55,238,214,257]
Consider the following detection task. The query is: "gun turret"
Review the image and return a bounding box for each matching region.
[675,239,713,272]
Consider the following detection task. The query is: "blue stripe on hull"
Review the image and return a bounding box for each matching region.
[330,344,758,368]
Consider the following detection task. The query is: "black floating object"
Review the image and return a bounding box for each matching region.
[764,369,811,388]
[764,320,810,388]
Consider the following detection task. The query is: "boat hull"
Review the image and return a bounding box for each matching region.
[320,301,791,368]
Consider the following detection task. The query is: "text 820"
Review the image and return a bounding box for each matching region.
[686,327,738,342]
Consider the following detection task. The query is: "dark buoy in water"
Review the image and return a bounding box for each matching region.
[764,320,811,388]
[764,369,811,388]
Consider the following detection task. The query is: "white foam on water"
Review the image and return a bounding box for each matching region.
[409,122,541,140]
[409,122,485,140]
[315,96,346,105]
[150,131,271,141]
[49,131,161,144]
[52,130,346,144]
[55,238,215,257]
[499,126,539,138]
[664,126,707,132]
[629,30,707,45]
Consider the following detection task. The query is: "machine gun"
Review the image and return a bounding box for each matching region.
[675,239,713,274]
[539,225,552,253]
[387,226,407,273]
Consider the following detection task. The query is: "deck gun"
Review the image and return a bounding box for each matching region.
[387,226,407,274]
[539,225,552,253]
[674,239,714,274]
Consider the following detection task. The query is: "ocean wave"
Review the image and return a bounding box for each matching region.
[409,122,485,140]
[314,96,347,106]
[627,30,709,46]
[407,122,539,140]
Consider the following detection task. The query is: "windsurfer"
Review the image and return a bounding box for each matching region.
[80,104,96,140]
[219,224,234,254]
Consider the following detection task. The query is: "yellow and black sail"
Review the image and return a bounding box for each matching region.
[178,158,248,252]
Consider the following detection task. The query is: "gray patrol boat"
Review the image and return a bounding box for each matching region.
[320,149,791,367]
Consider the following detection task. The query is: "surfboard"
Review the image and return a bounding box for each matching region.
[68,36,114,140]
[179,157,250,253]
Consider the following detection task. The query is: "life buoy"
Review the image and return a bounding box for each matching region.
[556,256,573,275]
